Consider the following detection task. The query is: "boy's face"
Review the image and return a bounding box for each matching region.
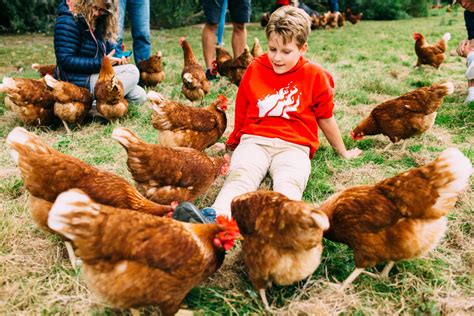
[267,33,308,74]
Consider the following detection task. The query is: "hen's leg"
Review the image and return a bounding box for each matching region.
[361,261,395,279]
[340,267,364,290]
[380,261,395,278]
[400,140,407,151]
[64,241,80,269]
[130,309,140,316]
[61,120,72,134]
[259,288,270,311]
[383,142,393,151]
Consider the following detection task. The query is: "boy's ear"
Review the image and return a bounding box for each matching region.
[300,42,308,55]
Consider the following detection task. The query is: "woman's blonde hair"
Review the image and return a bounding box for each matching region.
[71,0,118,42]
[265,6,311,48]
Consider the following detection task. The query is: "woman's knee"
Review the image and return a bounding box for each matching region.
[127,85,146,104]
[118,64,140,84]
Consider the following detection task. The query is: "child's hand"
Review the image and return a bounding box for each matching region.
[106,50,130,66]
[456,40,473,57]
[340,148,362,159]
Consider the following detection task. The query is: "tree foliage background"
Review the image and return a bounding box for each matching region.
[0,0,450,33]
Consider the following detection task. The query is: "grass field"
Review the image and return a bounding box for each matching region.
[0,6,473,315]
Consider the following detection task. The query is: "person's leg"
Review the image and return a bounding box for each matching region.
[465,10,474,103]
[113,64,146,103]
[231,23,247,58]
[329,0,339,13]
[211,140,271,218]
[228,0,250,58]
[269,141,311,201]
[465,10,474,40]
[202,0,222,71]
[202,23,219,70]
[128,0,151,64]
[115,0,127,57]
[89,74,99,95]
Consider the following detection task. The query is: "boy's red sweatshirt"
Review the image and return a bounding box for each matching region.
[226,54,335,158]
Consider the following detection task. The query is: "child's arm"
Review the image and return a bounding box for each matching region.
[226,69,250,151]
[317,116,362,159]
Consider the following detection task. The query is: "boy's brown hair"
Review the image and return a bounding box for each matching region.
[265,6,311,48]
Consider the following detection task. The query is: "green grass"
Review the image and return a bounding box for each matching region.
[0,9,473,315]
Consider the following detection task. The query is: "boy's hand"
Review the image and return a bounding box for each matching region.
[340,148,362,159]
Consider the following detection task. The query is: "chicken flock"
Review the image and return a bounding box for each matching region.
[1,9,473,316]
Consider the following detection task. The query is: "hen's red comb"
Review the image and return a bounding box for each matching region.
[216,215,239,231]
[179,37,185,46]
[217,94,227,103]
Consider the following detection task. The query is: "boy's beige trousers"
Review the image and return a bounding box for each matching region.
[213,134,312,217]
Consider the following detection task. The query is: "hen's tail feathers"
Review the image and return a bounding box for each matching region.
[183,72,194,84]
[442,82,454,94]
[434,147,472,198]
[111,127,141,148]
[442,32,451,42]
[312,211,330,231]
[48,189,99,240]
[146,90,164,104]
[6,127,52,164]
[424,148,472,217]
[0,77,17,92]
[43,74,58,89]
[441,82,455,95]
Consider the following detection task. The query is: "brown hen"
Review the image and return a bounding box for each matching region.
[6,127,173,234]
[48,189,241,315]
[0,77,55,126]
[179,37,210,102]
[229,46,253,86]
[351,82,454,150]
[148,92,228,151]
[251,37,264,58]
[94,57,128,120]
[112,127,230,204]
[231,191,329,310]
[215,45,234,78]
[44,74,93,133]
[344,7,363,25]
[414,32,450,68]
[137,51,165,87]
[31,63,56,77]
[319,148,472,290]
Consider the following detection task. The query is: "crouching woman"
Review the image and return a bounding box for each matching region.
[54,0,146,104]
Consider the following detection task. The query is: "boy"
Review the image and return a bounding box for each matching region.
[174,6,361,223]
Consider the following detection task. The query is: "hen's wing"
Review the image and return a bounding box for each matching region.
[232,191,329,248]
[7,127,172,216]
[112,127,218,203]
[322,148,472,238]
[44,75,92,104]
[49,189,199,269]
[396,82,453,114]
[151,100,217,131]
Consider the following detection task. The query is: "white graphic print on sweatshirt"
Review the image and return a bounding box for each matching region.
[257,82,301,119]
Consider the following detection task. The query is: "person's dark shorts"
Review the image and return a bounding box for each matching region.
[202,0,251,24]
[465,10,474,40]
